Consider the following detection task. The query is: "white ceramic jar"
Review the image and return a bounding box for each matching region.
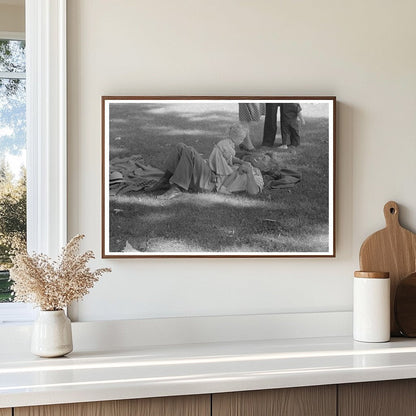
[353,271,390,343]
[31,310,73,357]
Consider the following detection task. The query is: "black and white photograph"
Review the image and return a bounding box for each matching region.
[102,97,335,257]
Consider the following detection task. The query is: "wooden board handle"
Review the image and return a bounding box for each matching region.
[384,201,400,228]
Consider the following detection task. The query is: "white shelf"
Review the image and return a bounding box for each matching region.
[2,336,416,408]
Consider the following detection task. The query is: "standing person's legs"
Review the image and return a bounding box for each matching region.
[289,121,300,146]
[262,104,278,147]
[240,121,255,150]
[280,119,290,146]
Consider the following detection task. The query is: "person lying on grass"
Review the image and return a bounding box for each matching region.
[149,123,264,200]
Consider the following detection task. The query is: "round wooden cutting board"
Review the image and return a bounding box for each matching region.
[359,201,416,336]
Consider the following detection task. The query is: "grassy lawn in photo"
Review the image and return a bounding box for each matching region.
[107,103,330,253]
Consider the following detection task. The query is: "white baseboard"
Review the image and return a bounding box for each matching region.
[0,311,352,353]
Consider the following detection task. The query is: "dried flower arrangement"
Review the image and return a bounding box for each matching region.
[10,234,111,311]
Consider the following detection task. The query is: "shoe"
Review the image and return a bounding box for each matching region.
[217,186,232,195]
[148,177,171,192]
[158,185,183,200]
[279,145,288,150]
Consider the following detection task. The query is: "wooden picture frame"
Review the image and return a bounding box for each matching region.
[102,96,336,258]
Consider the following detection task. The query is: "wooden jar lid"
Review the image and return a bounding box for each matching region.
[354,271,390,279]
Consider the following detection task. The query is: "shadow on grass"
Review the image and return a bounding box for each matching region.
[109,103,238,168]
[109,192,329,253]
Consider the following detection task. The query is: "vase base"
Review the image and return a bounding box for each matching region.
[31,344,73,358]
[31,310,73,358]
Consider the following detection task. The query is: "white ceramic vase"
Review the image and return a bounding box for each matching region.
[31,310,73,357]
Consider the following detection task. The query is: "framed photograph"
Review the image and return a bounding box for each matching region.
[102,96,336,258]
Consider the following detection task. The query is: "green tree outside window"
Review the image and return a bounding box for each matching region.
[0,38,27,302]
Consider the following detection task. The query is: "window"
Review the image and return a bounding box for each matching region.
[0,35,26,303]
[0,32,35,322]
[0,1,67,324]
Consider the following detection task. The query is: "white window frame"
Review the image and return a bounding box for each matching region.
[0,0,67,324]
[0,31,26,78]
[0,30,32,323]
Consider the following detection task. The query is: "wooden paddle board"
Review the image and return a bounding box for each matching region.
[359,201,416,336]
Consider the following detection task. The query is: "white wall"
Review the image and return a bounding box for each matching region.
[67,0,416,322]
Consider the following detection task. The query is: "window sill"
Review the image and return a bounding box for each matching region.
[0,303,36,324]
